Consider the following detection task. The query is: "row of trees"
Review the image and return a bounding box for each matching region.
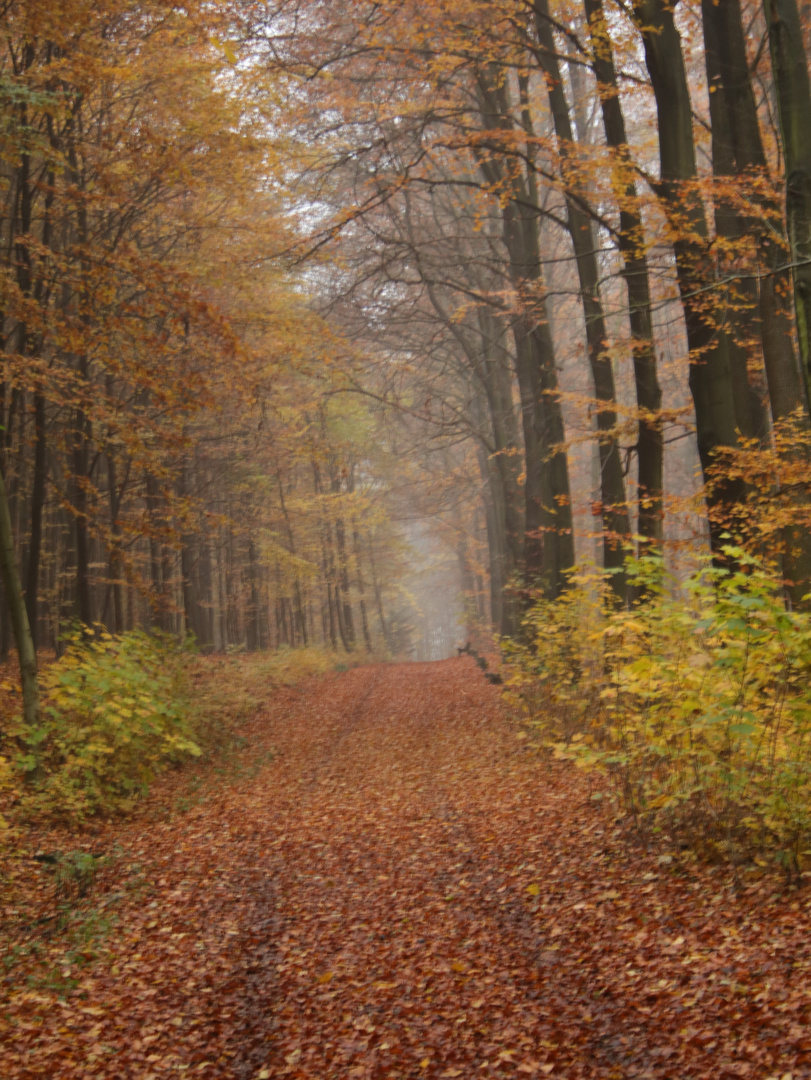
[259,0,811,633]
[6,0,811,726]
[0,0,417,726]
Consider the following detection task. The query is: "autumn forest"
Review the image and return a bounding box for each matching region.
[2,0,811,1077]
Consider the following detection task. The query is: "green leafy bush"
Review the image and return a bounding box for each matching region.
[15,628,199,819]
[504,548,811,875]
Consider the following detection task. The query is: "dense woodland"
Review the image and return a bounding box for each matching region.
[4,0,811,677]
[2,0,811,806]
[4,4,811,1074]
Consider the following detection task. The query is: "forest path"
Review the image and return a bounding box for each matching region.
[4,659,809,1079]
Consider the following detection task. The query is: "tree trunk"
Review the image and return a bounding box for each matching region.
[708,0,805,424]
[277,473,308,645]
[179,463,199,643]
[247,539,260,652]
[25,390,47,648]
[72,400,94,629]
[534,3,631,599]
[707,0,811,599]
[105,447,125,635]
[352,527,374,652]
[702,0,771,442]
[632,0,746,550]
[584,0,664,548]
[476,69,575,596]
[0,458,39,726]
[471,378,510,634]
[368,538,393,652]
[766,0,811,408]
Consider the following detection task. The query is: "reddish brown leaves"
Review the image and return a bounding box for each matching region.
[2,658,811,1078]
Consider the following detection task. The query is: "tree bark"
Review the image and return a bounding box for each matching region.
[584,0,664,548]
[702,0,770,443]
[706,0,811,599]
[765,0,811,408]
[632,0,747,550]
[0,457,39,726]
[476,67,575,597]
[534,3,631,599]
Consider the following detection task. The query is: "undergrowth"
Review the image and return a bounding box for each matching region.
[0,640,349,826]
[11,628,198,821]
[503,546,811,877]
[190,644,347,753]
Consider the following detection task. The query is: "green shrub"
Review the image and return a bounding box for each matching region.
[14,628,199,819]
[504,548,811,875]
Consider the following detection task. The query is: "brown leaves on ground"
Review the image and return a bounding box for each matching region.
[2,657,811,1079]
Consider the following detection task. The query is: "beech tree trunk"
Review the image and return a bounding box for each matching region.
[535,2,630,601]
[476,67,575,598]
[702,0,770,443]
[25,390,46,648]
[765,0,811,408]
[0,457,39,726]
[585,0,664,548]
[632,0,746,550]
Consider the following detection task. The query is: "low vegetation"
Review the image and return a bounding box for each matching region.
[0,636,350,827]
[8,629,198,821]
[504,548,811,878]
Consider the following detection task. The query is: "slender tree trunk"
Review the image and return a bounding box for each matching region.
[217,538,227,650]
[247,539,260,652]
[25,390,46,647]
[72,399,94,628]
[146,473,164,629]
[584,0,664,548]
[277,473,308,645]
[765,0,811,407]
[105,447,125,635]
[0,458,39,726]
[534,6,630,599]
[368,538,393,653]
[329,462,356,650]
[179,463,199,642]
[335,519,355,649]
[471,381,509,633]
[476,68,575,597]
[352,527,373,652]
[198,538,214,650]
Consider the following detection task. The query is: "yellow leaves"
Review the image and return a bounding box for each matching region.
[17,628,198,820]
[211,37,239,66]
[526,883,541,897]
[504,552,811,866]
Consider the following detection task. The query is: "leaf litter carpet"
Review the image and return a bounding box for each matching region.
[3,658,810,1079]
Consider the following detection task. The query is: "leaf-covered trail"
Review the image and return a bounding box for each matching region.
[4,659,811,1078]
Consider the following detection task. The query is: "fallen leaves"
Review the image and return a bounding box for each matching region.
[1,657,810,1078]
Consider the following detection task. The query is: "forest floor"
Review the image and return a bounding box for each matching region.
[2,657,811,1079]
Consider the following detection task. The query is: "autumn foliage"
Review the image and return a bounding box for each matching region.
[3,0,811,1075]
